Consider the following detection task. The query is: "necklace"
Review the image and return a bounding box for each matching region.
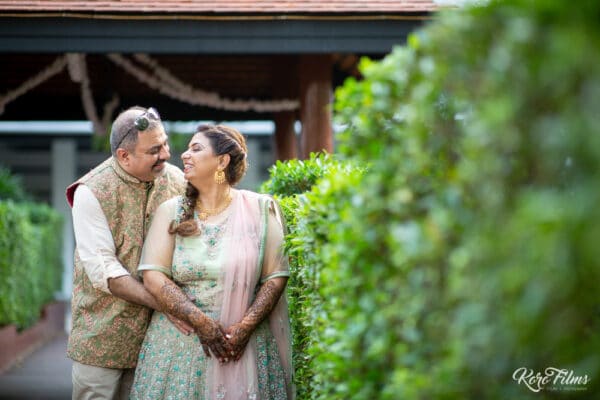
[196,192,233,221]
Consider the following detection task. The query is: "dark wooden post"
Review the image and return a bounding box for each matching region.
[273,112,297,161]
[271,56,299,161]
[299,54,333,159]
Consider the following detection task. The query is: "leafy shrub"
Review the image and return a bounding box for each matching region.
[0,200,63,330]
[293,167,368,398]
[261,153,364,399]
[260,153,348,197]
[300,0,600,398]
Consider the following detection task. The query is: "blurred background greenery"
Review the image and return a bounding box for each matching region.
[0,166,63,330]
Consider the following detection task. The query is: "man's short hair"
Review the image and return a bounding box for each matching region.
[109,106,162,156]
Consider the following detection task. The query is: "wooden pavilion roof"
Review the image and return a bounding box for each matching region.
[0,1,439,122]
[0,1,436,15]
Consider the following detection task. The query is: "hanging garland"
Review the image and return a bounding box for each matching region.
[0,53,116,137]
[107,53,300,112]
[0,53,299,137]
[70,53,105,136]
[0,55,68,115]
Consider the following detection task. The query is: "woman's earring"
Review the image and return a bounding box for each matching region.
[214,169,226,184]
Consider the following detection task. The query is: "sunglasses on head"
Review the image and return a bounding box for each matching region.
[134,107,160,131]
[115,107,161,150]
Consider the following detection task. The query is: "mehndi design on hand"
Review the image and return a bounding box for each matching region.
[225,278,286,361]
[158,281,231,361]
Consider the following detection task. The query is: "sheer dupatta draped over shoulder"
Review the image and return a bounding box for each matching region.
[208,190,294,399]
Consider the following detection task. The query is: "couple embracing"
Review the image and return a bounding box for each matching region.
[67,106,293,400]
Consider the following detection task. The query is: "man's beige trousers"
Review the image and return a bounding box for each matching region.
[72,361,134,400]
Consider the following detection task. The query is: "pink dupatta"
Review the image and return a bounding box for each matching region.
[206,190,293,399]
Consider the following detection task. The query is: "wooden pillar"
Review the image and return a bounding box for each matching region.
[299,54,333,159]
[273,112,297,161]
[272,56,298,161]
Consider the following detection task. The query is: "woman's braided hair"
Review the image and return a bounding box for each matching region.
[169,124,248,237]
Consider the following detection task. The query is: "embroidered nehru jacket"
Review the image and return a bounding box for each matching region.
[66,157,185,368]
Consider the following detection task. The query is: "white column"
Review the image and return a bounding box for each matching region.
[242,138,261,190]
[51,139,76,310]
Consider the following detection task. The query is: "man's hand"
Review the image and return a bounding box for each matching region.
[107,275,161,310]
[165,313,195,336]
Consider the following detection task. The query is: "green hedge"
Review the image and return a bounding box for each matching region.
[260,153,350,197]
[0,200,63,330]
[283,0,599,398]
[260,153,365,398]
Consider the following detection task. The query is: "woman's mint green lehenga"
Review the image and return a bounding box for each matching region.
[129,192,293,400]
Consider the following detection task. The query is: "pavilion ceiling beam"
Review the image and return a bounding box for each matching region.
[0,17,425,54]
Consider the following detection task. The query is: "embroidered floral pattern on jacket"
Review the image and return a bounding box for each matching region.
[67,158,185,368]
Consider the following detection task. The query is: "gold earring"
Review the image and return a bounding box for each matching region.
[214,169,226,184]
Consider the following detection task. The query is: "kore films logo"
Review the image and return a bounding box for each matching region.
[512,367,590,392]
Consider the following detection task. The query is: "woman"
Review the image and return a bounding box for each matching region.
[130,124,294,399]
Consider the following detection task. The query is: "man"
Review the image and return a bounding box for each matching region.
[66,106,189,399]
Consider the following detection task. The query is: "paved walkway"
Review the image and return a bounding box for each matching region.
[0,332,72,400]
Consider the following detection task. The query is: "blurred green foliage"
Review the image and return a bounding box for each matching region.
[282,0,600,398]
[0,166,29,202]
[0,170,63,330]
[93,128,192,153]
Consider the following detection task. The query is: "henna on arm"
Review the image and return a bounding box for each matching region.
[225,277,287,361]
[108,275,194,335]
[244,278,286,326]
[147,274,231,361]
[158,281,200,323]
[158,281,224,336]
